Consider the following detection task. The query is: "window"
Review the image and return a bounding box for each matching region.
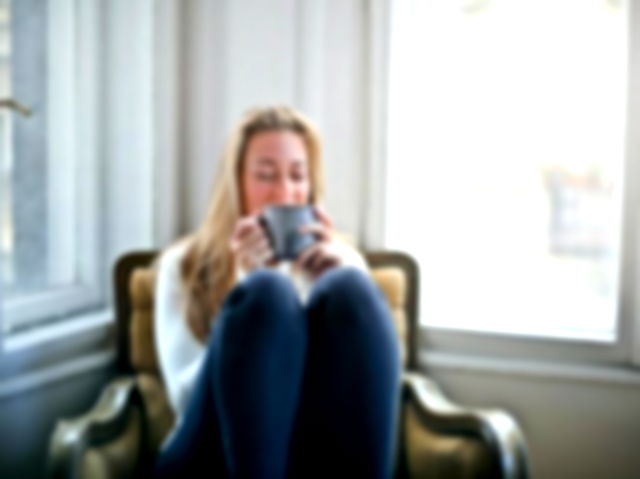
[0,0,11,295]
[385,0,631,343]
[0,0,103,338]
[0,0,159,388]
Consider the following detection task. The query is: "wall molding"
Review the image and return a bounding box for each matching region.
[361,0,391,250]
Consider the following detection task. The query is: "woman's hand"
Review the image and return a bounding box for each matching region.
[229,215,274,272]
[295,206,343,279]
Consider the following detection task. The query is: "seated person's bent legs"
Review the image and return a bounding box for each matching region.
[154,269,307,479]
[287,267,402,479]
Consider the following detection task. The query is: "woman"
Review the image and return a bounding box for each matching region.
[153,105,400,478]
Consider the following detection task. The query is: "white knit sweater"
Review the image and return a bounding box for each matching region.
[154,238,368,444]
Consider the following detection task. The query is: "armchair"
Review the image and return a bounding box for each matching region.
[47,250,529,478]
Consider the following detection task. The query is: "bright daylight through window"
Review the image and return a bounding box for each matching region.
[386,0,628,340]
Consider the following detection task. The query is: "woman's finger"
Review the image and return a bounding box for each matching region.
[242,230,269,252]
[312,247,340,276]
[230,228,262,255]
[240,242,273,270]
[296,243,341,278]
[248,247,273,269]
[295,243,321,271]
[257,244,275,264]
[251,239,273,263]
[307,245,331,273]
[230,215,272,271]
[311,256,338,279]
[242,234,271,260]
[313,204,333,229]
[231,216,257,240]
[298,222,331,242]
[251,234,269,250]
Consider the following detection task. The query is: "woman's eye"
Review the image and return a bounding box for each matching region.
[291,171,307,182]
[256,172,276,181]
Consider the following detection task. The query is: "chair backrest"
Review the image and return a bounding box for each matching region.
[113,250,420,375]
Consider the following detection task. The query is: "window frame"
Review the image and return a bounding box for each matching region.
[366,0,640,369]
[0,0,177,394]
[1,0,103,335]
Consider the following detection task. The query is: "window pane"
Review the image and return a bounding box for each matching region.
[386,0,627,340]
[0,0,13,292]
[1,0,49,301]
[1,0,106,336]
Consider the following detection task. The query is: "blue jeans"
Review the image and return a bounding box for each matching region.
[154,267,401,478]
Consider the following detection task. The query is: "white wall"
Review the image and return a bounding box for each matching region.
[0,366,115,478]
[425,360,640,479]
[174,0,367,240]
[172,2,640,479]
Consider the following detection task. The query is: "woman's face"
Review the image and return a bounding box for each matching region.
[240,129,311,216]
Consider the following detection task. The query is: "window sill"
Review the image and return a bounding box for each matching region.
[0,309,116,393]
[420,350,640,388]
[421,322,616,345]
[419,323,628,366]
[3,308,113,353]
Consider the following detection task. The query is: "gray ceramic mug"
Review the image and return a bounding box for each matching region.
[260,205,318,261]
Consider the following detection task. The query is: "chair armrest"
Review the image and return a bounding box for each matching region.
[47,376,146,479]
[402,371,530,479]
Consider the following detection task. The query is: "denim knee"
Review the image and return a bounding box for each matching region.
[312,266,377,300]
[243,268,298,298]
[308,267,386,324]
[219,268,302,335]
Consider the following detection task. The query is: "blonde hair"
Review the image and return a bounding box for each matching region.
[179,105,324,343]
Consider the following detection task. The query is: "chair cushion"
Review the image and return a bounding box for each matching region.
[369,266,408,365]
[129,268,159,374]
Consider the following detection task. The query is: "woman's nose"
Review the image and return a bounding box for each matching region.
[272,178,297,204]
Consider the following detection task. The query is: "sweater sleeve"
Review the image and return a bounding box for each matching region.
[154,242,206,417]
